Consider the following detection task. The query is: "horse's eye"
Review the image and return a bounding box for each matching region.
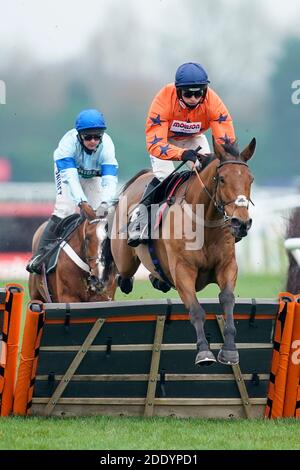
[219,176,225,184]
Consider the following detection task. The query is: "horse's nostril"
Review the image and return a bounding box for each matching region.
[231,217,241,228]
[246,218,252,230]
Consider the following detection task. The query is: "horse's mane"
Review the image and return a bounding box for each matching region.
[222,141,240,158]
[121,169,151,193]
[200,142,240,171]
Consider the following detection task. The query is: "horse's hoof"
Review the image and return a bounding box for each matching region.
[195,350,217,366]
[117,275,133,294]
[217,349,239,365]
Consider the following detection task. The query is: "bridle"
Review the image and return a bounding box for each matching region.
[192,160,254,227]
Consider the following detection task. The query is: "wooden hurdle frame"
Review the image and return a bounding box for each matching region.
[14,298,279,419]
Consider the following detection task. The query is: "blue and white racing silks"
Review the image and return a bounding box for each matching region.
[54,129,118,206]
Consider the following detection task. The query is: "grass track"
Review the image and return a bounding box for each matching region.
[1,416,300,450]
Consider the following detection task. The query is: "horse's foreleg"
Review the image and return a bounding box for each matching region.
[174,265,216,366]
[216,267,239,365]
[111,239,140,295]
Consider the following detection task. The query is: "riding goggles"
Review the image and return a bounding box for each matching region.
[181,88,205,99]
[81,133,103,141]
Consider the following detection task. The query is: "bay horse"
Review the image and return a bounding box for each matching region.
[29,202,117,303]
[102,138,256,366]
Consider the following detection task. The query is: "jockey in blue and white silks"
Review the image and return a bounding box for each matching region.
[26,109,119,274]
[53,127,118,217]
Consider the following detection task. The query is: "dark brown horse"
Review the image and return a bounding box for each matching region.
[29,202,117,303]
[285,207,300,294]
[102,138,256,365]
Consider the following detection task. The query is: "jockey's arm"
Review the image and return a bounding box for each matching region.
[207,90,236,145]
[100,134,118,206]
[54,132,88,206]
[56,158,88,205]
[146,85,185,161]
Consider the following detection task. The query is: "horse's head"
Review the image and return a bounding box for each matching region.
[212,137,256,239]
[80,202,105,294]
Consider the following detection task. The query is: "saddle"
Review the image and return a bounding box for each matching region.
[44,214,82,274]
[151,170,192,230]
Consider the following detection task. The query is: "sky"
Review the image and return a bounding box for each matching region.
[0,0,300,65]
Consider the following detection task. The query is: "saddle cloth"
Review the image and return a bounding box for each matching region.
[152,170,192,231]
[44,214,82,274]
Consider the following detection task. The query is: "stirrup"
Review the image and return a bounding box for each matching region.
[128,223,149,247]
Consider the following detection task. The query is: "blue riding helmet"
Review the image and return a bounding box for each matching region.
[175,62,210,88]
[75,109,107,132]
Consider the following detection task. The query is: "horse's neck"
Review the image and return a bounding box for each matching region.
[185,161,218,218]
[70,224,85,258]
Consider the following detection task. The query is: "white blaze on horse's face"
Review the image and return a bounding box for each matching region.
[96,221,107,278]
[234,195,249,207]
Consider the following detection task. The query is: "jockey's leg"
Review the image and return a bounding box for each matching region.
[127,176,161,247]
[26,176,76,274]
[127,154,176,247]
[26,215,61,274]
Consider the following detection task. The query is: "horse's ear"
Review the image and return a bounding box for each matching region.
[240,138,256,162]
[212,136,226,161]
[80,202,96,221]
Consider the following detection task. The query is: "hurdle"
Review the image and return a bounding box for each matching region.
[0,284,24,416]
[13,297,279,419]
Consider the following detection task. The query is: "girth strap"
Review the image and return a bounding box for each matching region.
[148,239,174,289]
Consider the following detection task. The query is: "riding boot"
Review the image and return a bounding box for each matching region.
[127,177,160,247]
[26,215,62,274]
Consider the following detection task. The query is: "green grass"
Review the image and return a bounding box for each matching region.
[116,273,286,301]
[1,416,300,450]
[1,272,295,451]
[0,272,287,305]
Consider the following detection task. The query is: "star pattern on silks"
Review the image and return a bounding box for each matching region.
[149,134,163,146]
[214,113,228,124]
[220,133,232,145]
[150,114,163,126]
[159,144,170,156]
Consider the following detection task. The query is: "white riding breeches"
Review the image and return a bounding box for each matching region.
[150,134,211,180]
[53,174,103,218]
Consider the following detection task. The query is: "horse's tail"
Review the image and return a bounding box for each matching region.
[100,224,116,282]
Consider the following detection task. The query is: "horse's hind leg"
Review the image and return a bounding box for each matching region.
[174,265,216,366]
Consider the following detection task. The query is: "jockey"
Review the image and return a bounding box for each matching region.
[26,108,118,274]
[127,62,236,247]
